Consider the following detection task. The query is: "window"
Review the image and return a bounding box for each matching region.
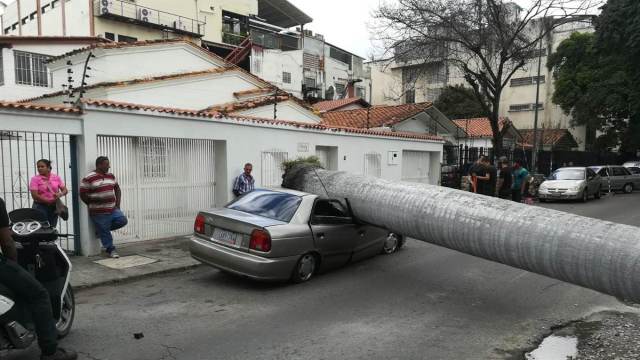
[525,47,547,59]
[141,138,168,178]
[403,66,419,104]
[304,77,316,89]
[325,86,334,100]
[508,103,544,112]
[14,51,50,87]
[282,71,291,84]
[426,88,442,101]
[312,200,349,218]
[587,169,597,178]
[226,190,301,223]
[329,46,352,68]
[612,167,629,176]
[117,34,138,43]
[597,168,609,177]
[364,152,382,178]
[335,83,346,98]
[105,32,116,41]
[356,87,365,99]
[510,76,545,87]
[261,150,288,187]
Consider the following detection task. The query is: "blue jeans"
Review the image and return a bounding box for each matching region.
[32,202,58,228]
[90,208,128,253]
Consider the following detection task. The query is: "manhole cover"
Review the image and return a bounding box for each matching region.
[94,255,158,269]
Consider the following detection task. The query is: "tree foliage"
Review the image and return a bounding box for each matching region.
[373,0,600,157]
[434,85,488,120]
[548,0,640,152]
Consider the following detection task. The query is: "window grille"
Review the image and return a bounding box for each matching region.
[364,152,382,178]
[282,71,291,84]
[141,138,168,178]
[14,51,50,87]
[261,150,288,187]
[510,76,545,87]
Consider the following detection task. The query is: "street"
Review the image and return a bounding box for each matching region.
[10,192,640,360]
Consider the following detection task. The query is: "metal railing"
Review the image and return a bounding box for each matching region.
[94,0,206,37]
[222,31,248,46]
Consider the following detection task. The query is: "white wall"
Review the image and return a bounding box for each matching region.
[48,44,225,90]
[250,48,303,98]
[1,0,91,36]
[0,42,101,101]
[236,100,321,123]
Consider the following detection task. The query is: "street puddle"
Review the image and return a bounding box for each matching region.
[525,335,578,360]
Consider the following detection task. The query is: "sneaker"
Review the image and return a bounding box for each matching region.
[109,250,120,259]
[41,347,78,360]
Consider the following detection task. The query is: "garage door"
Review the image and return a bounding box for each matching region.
[97,136,216,243]
[402,151,430,184]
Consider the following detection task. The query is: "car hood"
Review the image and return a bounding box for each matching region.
[542,180,585,188]
[204,207,287,228]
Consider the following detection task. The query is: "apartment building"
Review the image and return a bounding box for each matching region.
[370,16,594,150]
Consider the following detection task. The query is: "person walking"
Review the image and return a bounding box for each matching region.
[232,163,255,197]
[30,159,68,228]
[0,197,77,360]
[80,156,127,258]
[511,160,529,203]
[497,157,513,199]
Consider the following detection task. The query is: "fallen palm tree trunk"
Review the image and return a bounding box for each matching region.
[283,165,640,303]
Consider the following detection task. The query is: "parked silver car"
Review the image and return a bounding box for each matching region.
[623,161,640,168]
[590,165,640,193]
[538,167,601,202]
[189,188,403,282]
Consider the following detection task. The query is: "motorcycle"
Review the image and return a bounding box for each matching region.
[0,208,75,355]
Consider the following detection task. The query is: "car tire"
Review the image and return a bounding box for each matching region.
[539,198,547,203]
[623,183,634,194]
[581,190,588,202]
[291,253,317,283]
[382,233,401,254]
[595,187,601,199]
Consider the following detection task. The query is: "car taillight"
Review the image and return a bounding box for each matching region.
[194,214,205,234]
[249,229,271,252]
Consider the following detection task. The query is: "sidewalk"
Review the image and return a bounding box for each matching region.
[69,236,200,290]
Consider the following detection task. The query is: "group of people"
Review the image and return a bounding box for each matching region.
[468,156,529,202]
[0,156,129,359]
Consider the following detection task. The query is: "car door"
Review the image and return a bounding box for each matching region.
[597,168,612,191]
[309,199,360,270]
[586,168,598,195]
[611,166,629,189]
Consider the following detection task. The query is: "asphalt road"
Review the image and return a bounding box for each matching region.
[10,192,640,360]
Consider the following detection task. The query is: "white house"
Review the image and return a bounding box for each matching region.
[0,36,107,101]
[2,40,444,256]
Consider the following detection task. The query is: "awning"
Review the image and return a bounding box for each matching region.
[258,0,313,28]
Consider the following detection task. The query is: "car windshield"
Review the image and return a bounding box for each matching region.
[549,169,585,180]
[226,190,302,223]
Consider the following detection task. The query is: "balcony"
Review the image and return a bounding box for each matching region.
[94,0,206,37]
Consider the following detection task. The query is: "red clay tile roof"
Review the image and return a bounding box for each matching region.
[0,101,80,114]
[205,93,316,115]
[233,88,275,99]
[20,67,238,102]
[452,117,510,138]
[313,97,369,112]
[320,102,433,128]
[0,36,110,44]
[81,99,442,142]
[519,129,578,148]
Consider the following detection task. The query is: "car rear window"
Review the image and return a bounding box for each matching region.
[226,190,302,222]
[549,169,585,180]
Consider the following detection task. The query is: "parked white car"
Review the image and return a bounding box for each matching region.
[538,167,601,202]
[623,161,640,168]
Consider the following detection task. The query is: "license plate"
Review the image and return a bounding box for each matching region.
[212,228,239,246]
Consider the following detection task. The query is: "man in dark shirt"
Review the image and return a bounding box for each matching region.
[497,157,513,199]
[471,156,490,195]
[0,198,77,360]
[482,157,498,197]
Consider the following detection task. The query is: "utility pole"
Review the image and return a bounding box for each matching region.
[531,21,545,173]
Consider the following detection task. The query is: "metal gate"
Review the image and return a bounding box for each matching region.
[0,131,77,252]
[261,150,288,187]
[364,152,382,178]
[402,150,430,184]
[97,136,216,243]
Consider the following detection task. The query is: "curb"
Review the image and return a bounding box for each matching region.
[73,263,202,292]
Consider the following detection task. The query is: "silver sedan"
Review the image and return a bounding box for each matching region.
[538,167,601,202]
[189,188,403,282]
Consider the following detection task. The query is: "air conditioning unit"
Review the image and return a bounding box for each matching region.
[100,0,115,15]
[173,20,188,31]
[137,7,156,23]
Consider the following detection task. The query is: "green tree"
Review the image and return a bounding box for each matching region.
[434,85,487,120]
[548,0,640,152]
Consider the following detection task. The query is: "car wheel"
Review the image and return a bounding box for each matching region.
[581,190,588,202]
[382,233,401,254]
[595,187,601,199]
[539,198,547,203]
[623,183,634,194]
[291,253,317,283]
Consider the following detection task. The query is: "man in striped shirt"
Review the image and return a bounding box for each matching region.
[232,163,255,197]
[80,156,128,258]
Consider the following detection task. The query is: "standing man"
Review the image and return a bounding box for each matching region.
[80,156,128,258]
[497,157,513,199]
[0,197,77,360]
[233,163,255,197]
[482,157,498,197]
[471,156,490,195]
[511,160,529,203]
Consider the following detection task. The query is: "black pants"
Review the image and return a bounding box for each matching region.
[512,189,522,203]
[0,255,58,355]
